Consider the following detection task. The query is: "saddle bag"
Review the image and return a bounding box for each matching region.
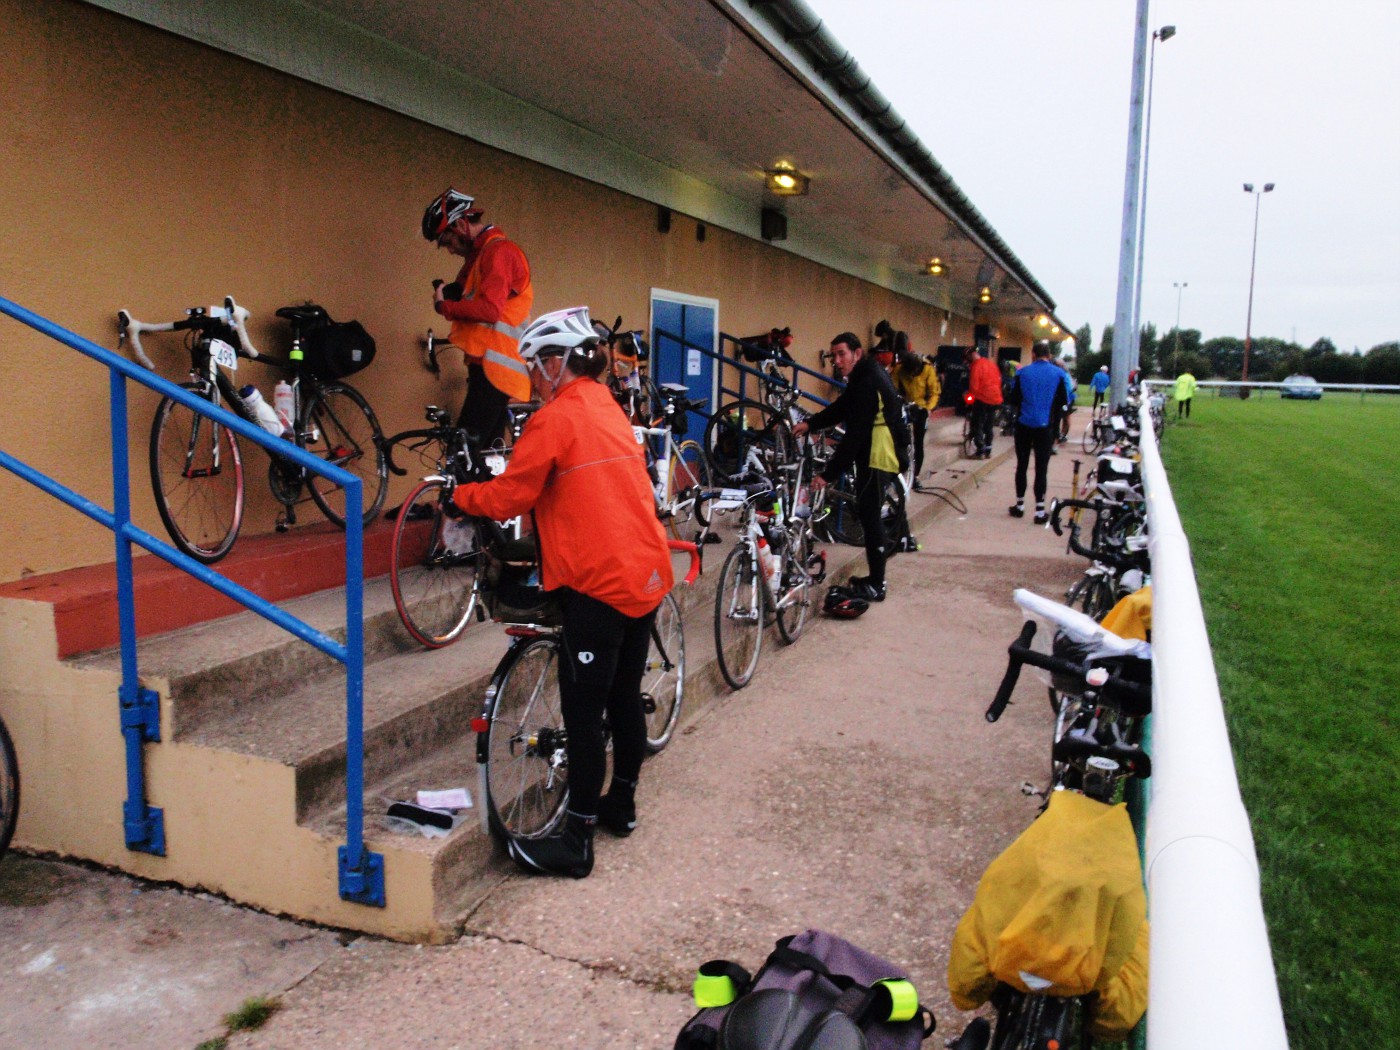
[676,931,934,1050]
[278,303,377,379]
[480,537,562,627]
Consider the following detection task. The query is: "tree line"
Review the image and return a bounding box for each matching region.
[1069,323,1400,387]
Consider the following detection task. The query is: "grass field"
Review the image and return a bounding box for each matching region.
[1158,392,1399,1048]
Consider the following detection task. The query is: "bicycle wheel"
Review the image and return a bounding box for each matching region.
[1081,420,1103,455]
[667,439,713,537]
[0,716,19,859]
[150,382,245,563]
[304,382,388,528]
[714,543,764,689]
[481,636,569,841]
[389,479,480,648]
[961,417,978,459]
[820,484,864,547]
[705,400,788,478]
[774,526,813,645]
[643,592,685,752]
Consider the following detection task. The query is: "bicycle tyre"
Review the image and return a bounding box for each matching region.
[389,479,480,648]
[774,526,813,645]
[668,439,713,537]
[0,716,19,859]
[481,636,569,841]
[714,543,763,689]
[150,382,245,563]
[643,592,685,752]
[704,400,789,479]
[304,382,389,528]
[961,417,978,459]
[820,484,864,547]
[1081,421,1103,455]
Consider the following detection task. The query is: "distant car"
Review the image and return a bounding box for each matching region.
[1281,374,1323,400]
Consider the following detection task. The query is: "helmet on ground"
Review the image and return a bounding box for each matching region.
[823,585,869,619]
[519,306,601,366]
[421,188,482,241]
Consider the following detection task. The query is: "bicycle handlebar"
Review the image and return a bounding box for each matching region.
[1048,499,1149,573]
[986,619,1152,723]
[118,296,260,371]
[667,539,702,585]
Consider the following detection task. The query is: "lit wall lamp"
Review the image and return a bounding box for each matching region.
[924,257,946,276]
[1036,314,1050,327]
[765,161,810,196]
[979,286,992,304]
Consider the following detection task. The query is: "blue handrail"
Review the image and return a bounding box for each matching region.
[0,296,384,908]
[717,331,844,410]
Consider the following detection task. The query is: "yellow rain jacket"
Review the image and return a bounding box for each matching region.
[1171,372,1197,402]
[1101,585,1153,642]
[947,791,1149,1041]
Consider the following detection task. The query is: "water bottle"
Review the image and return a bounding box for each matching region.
[273,380,295,436]
[757,536,781,592]
[240,385,284,436]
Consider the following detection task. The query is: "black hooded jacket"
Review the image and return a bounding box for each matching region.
[806,354,910,482]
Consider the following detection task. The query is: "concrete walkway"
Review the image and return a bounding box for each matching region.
[1,423,1096,1050]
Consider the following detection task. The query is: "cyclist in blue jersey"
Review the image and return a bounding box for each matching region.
[1007,342,1067,524]
[1090,365,1111,411]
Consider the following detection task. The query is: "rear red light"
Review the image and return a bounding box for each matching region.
[471,717,490,733]
[963,392,975,405]
[504,626,542,638]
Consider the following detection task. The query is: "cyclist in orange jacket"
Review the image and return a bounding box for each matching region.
[966,346,1003,458]
[451,307,673,879]
[422,188,534,446]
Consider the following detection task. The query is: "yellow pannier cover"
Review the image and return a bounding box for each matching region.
[947,791,1148,1038]
[1101,585,1153,642]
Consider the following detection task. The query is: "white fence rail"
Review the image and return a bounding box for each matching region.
[1135,400,1290,1049]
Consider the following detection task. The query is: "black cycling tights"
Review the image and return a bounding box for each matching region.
[854,466,891,586]
[456,361,511,448]
[1013,423,1056,503]
[557,590,656,819]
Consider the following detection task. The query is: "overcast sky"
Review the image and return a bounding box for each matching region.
[805,0,1400,353]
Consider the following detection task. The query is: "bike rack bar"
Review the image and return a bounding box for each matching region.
[0,295,384,908]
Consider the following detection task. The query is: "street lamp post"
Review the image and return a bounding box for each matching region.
[1129,24,1176,375]
[1173,281,1188,373]
[1242,182,1275,383]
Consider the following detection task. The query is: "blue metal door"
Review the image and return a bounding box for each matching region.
[651,296,717,436]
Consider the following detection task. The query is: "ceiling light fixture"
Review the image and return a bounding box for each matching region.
[765,161,810,196]
[979,286,992,304]
[924,257,945,276]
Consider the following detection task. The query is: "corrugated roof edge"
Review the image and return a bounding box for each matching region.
[741,0,1056,312]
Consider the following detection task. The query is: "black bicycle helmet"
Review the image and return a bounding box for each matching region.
[422,188,482,241]
[823,585,869,619]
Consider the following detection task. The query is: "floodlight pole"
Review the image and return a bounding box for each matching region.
[1129,25,1176,377]
[1110,0,1151,407]
[1242,182,1275,383]
[1173,281,1188,373]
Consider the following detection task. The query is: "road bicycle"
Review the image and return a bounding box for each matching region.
[707,473,824,690]
[953,592,1152,1050]
[1048,498,1150,622]
[118,298,388,562]
[383,403,537,648]
[473,542,701,841]
[0,713,18,861]
[636,384,713,540]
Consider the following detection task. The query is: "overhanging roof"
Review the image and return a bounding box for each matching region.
[87,0,1062,326]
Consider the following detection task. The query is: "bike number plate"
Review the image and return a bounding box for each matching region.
[210,338,238,372]
[485,454,507,476]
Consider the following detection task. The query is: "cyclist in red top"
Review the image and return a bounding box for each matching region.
[966,346,1003,459]
[422,188,534,447]
[451,307,673,879]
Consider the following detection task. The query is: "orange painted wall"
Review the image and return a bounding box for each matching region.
[0,0,985,581]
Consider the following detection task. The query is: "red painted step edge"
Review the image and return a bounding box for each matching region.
[0,520,402,659]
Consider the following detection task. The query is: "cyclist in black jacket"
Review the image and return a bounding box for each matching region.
[793,332,909,602]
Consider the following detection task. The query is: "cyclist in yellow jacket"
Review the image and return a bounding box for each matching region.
[1171,370,1198,419]
[893,347,940,489]
[422,188,534,445]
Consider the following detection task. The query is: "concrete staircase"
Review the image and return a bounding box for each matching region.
[0,414,1005,942]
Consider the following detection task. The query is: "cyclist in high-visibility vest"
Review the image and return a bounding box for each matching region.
[422,188,534,445]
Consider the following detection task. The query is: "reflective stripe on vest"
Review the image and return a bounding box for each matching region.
[484,347,529,378]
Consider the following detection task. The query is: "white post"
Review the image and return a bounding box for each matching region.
[1111,0,1150,406]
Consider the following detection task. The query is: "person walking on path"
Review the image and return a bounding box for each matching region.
[893,346,940,488]
[793,332,910,603]
[966,347,1003,458]
[450,307,673,879]
[1090,365,1111,412]
[1008,342,1067,524]
[1054,357,1077,448]
[422,188,534,447]
[1172,370,1198,419]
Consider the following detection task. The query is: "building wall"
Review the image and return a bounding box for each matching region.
[0,0,980,582]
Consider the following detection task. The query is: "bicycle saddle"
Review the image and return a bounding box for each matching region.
[275,303,329,327]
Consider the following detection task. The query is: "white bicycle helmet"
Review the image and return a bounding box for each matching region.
[519,307,601,366]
